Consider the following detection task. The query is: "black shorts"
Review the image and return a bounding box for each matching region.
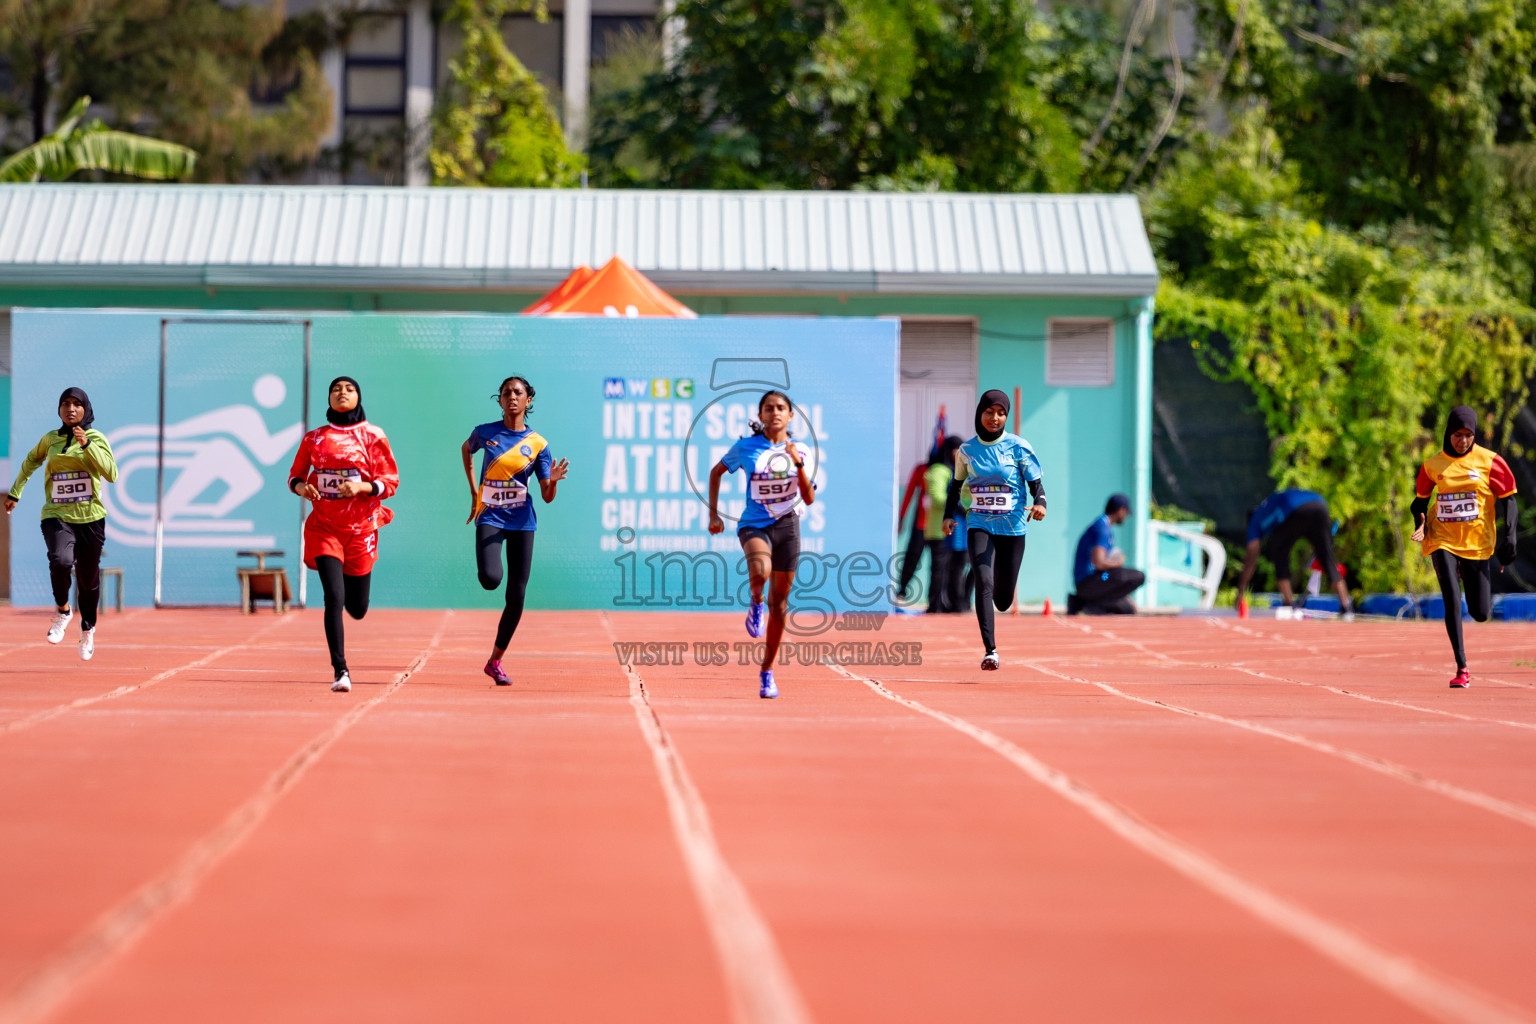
[738,515,801,573]
[1266,500,1339,583]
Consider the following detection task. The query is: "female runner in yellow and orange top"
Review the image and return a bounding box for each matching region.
[1411,406,1518,688]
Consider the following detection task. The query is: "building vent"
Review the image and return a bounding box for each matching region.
[1046,318,1114,387]
[900,319,977,385]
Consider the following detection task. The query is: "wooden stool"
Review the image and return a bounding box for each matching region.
[236,550,292,614]
[100,567,125,612]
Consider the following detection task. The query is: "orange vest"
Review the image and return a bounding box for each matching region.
[1416,445,1515,560]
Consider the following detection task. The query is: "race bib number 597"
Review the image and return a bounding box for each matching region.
[748,472,796,505]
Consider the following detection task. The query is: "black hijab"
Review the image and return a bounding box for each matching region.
[1442,405,1478,458]
[57,387,94,448]
[326,376,367,427]
[975,389,1010,443]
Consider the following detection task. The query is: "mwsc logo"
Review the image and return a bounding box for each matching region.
[603,377,695,399]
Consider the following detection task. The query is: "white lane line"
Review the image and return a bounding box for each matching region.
[0,616,299,737]
[1205,619,1536,690]
[0,610,451,1024]
[1024,661,1536,832]
[826,662,1533,1024]
[1067,619,1536,734]
[601,615,812,1024]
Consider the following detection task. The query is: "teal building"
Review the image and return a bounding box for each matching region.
[0,185,1157,606]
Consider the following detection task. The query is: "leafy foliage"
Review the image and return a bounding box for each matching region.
[0,95,197,182]
[429,0,583,188]
[0,0,334,181]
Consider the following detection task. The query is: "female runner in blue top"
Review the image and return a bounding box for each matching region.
[707,390,816,699]
[944,389,1046,671]
[462,375,569,686]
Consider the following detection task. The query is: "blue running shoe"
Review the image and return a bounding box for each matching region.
[759,670,778,699]
[745,601,767,638]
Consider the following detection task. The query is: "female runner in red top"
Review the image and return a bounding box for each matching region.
[289,376,399,692]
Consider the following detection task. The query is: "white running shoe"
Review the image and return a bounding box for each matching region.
[981,651,1000,671]
[47,608,73,644]
[78,628,95,661]
[332,671,352,693]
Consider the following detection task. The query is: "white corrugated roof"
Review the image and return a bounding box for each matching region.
[0,184,1157,296]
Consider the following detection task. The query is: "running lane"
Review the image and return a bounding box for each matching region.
[855,612,1536,1020]
[610,611,1446,1023]
[31,612,729,1024]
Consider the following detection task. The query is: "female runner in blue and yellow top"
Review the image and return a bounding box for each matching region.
[461,375,569,686]
[707,390,816,699]
[944,389,1046,671]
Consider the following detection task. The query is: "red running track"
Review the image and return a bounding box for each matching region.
[0,606,1534,1023]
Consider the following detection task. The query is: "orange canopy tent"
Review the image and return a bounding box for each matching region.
[522,256,697,318]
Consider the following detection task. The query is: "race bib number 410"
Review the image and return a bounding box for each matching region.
[481,480,528,508]
[969,484,1016,514]
[316,467,361,499]
[1436,491,1480,523]
[50,471,93,504]
[748,472,797,506]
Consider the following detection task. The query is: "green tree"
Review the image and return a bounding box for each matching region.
[429,0,583,188]
[0,0,334,181]
[0,95,197,181]
[588,0,1083,191]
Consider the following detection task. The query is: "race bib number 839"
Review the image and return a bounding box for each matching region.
[969,484,1016,514]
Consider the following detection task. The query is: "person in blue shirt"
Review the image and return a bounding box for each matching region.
[461,375,569,686]
[1068,494,1144,615]
[943,389,1046,671]
[708,390,816,699]
[1237,488,1352,615]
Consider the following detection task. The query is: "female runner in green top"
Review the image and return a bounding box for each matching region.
[4,387,119,660]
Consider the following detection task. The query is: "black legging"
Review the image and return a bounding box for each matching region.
[968,528,1026,653]
[925,539,949,613]
[477,525,536,650]
[43,518,105,631]
[1430,549,1493,670]
[896,516,927,598]
[315,556,371,674]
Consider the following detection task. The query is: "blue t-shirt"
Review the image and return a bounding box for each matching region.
[954,433,1043,537]
[1073,513,1115,584]
[468,422,553,531]
[721,434,805,529]
[1246,489,1325,543]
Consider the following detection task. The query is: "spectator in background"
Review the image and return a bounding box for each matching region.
[1068,494,1144,615]
[896,456,931,600]
[1237,488,1353,617]
[923,437,963,612]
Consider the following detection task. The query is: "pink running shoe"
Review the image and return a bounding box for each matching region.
[484,660,512,686]
[1450,668,1470,688]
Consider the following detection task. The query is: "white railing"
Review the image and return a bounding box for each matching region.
[1147,520,1227,610]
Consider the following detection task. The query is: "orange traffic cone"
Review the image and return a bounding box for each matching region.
[1043,598,1053,617]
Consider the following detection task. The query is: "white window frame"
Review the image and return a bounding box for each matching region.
[1045,317,1116,388]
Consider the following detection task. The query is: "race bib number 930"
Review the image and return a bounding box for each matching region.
[50,471,93,504]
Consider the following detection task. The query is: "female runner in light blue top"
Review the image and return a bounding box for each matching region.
[707,390,816,699]
[944,389,1046,671]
